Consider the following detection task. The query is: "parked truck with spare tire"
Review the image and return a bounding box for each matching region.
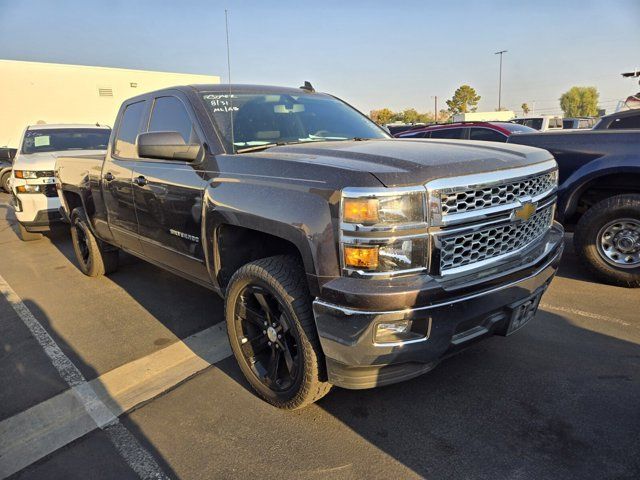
[55,84,564,409]
[508,130,640,287]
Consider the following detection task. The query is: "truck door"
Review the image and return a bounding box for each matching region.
[132,94,209,282]
[102,99,147,252]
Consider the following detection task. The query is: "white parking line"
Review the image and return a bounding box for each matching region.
[540,302,633,327]
[0,273,169,479]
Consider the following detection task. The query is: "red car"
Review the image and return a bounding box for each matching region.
[394,121,537,142]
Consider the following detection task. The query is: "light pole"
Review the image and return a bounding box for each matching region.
[495,50,507,110]
[431,95,438,123]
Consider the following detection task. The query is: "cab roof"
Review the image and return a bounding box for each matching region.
[188,84,316,95]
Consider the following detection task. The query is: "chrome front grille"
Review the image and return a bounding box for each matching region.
[440,170,556,216]
[439,204,554,273]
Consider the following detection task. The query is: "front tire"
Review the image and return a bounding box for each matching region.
[574,194,640,288]
[70,207,119,277]
[17,222,43,241]
[1,172,10,193]
[225,255,331,409]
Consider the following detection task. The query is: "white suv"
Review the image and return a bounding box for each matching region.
[11,124,110,240]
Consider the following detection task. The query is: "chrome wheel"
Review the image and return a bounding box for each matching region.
[597,218,640,268]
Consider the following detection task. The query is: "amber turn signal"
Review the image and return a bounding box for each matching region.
[343,198,379,224]
[344,245,379,269]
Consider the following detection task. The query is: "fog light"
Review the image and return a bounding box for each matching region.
[16,185,42,194]
[375,320,419,344]
[344,245,379,270]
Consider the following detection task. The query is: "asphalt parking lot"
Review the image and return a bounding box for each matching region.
[0,190,639,480]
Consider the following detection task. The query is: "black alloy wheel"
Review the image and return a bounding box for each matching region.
[74,220,91,266]
[225,255,331,409]
[234,284,299,392]
[69,207,119,277]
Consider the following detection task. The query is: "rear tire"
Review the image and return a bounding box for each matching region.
[17,222,43,241]
[0,172,10,193]
[225,255,331,409]
[574,194,640,288]
[70,207,119,277]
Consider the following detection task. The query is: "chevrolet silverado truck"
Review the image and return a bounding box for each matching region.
[56,84,564,409]
[11,124,111,240]
[509,130,640,287]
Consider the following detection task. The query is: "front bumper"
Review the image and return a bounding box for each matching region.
[313,223,564,389]
[13,193,62,231]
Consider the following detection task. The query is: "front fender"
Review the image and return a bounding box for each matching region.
[202,178,340,283]
[558,155,640,220]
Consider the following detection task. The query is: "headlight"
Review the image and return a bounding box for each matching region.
[16,184,43,194]
[340,187,429,276]
[342,190,425,226]
[14,170,38,179]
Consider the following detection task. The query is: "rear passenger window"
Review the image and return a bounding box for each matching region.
[114,101,146,158]
[148,96,199,144]
[430,128,464,139]
[469,128,507,142]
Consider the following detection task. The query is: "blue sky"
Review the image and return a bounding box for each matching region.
[1,0,639,115]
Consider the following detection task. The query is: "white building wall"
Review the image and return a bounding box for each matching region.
[0,60,219,148]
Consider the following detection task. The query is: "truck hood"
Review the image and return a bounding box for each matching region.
[262,139,553,187]
[13,149,106,170]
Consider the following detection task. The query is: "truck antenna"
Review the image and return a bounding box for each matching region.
[300,81,315,93]
[225,9,235,149]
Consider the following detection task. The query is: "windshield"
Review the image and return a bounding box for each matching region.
[498,123,538,134]
[200,92,388,153]
[513,118,544,130]
[22,128,111,154]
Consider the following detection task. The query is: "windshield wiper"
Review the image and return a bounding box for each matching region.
[236,139,324,153]
[236,143,279,154]
[235,137,369,154]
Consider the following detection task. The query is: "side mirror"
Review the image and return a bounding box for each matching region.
[137,131,201,162]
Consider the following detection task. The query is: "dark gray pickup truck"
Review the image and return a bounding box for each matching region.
[56,84,564,409]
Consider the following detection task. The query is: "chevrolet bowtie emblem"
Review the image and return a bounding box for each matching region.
[512,201,537,222]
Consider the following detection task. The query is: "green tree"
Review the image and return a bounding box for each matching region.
[446,85,481,114]
[436,109,451,123]
[401,108,420,124]
[417,112,436,124]
[559,86,599,117]
[369,108,395,125]
[521,103,530,115]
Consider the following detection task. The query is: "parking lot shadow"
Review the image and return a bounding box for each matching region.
[305,311,640,479]
[555,233,599,284]
[11,299,179,479]
[47,229,224,341]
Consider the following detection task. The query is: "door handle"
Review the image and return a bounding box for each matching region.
[104,172,114,182]
[134,175,148,186]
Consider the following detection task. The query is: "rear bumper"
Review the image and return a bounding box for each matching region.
[313,223,564,389]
